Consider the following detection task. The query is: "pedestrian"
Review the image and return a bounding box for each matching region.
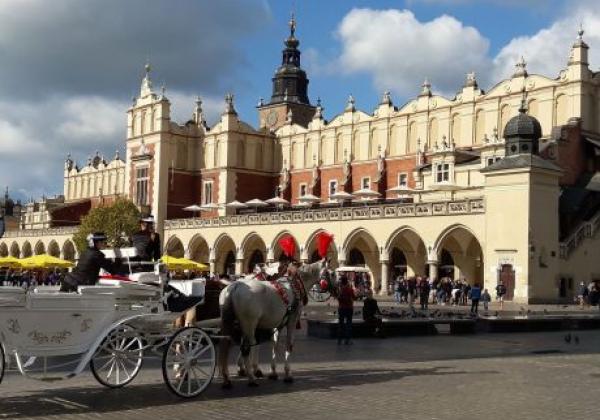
[481,288,491,312]
[419,277,430,310]
[336,276,356,345]
[495,281,507,310]
[407,276,416,308]
[362,290,384,338]
[577,282,589,309]
[394,277,403,303]
[469,283,481,314]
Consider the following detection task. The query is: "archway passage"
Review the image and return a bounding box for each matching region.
[241,234,267,274]
[9,242,20,258]
[214,235,236,276]
[21,242,32,258]
[34,241,45,256]
[62,240,76,261]
[47,241,60,257]
[386,227,427,295]
[435,226,483,286]
[390,248,407,280]
[188,235,209,264]
[0,243,8,257]
[343,230,380,291]
[165,236,185,258]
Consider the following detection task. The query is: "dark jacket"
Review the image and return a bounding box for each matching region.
[131,230,161,261]
[363,297,381,320]
[63,247,121,288]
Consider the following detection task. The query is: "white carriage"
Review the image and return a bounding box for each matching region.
[0,248,217,398]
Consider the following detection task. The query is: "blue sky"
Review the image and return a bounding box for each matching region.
[0,0,597,200]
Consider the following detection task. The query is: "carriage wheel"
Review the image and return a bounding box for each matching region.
[162,327,216,398]
[308,284,331,302]
[0,344,5,385]
[90,324,143,388]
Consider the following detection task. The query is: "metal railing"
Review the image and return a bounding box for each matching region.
[1,226,79,238]
[559,210,600,259]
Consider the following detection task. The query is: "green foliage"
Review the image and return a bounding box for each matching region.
[73,199,141,252]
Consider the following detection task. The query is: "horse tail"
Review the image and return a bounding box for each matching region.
[220,282,240,337]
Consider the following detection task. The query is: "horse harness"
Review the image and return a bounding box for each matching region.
[270,274,307,329]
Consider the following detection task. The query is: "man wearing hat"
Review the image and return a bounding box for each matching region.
[60,232,121,292]
[131,215,161,261]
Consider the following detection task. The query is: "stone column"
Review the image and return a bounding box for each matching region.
[235,258,243,276]
[209,259,216,276]
[380,260,389,296]
[428,260,438,282]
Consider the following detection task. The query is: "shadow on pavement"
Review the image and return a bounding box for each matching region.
[0,366,499,418]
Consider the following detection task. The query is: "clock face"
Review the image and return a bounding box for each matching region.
[266,110,278,127]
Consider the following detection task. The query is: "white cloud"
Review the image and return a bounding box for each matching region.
[335,9,490,97]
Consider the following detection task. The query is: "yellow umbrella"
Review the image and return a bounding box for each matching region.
[0,256,22,268]
[19,254,74,269]
[161,255,208,271]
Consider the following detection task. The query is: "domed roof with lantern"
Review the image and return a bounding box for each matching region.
[503,97,542,150]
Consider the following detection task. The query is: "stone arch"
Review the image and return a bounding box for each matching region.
[213,233,236,276]
[187,234,209,264]
[385,226,428,279]
[165,236,185,258]
[21,241,32,258]
[271,230,301,262]
[342,228,381,291]
[47,240,60,257]
[240,232,267,273]
[62,240,76,261]
[428,118,438,148]
[433,224,483,285]
[10,242,20,258]
[34,240,46,255]
[304,229,339,267]
[0,242,8,257]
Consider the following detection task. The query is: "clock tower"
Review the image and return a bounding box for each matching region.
[258,14,316,131]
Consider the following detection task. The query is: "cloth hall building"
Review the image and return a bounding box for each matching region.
[1,21,600,303]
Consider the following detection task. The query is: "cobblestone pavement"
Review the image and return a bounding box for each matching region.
[2,329,600,420]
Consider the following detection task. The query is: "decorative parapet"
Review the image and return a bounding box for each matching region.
[164,198,485,231]
[1,226,78,238]
[559,210,600,259]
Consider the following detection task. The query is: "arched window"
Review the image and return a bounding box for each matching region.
[500,104,511,138]
[408,121,418,153]
[428,118,438,148]
[555,94,568,126]
[451,114,461,145]
[335,134,344,163]
[475,109,485,144]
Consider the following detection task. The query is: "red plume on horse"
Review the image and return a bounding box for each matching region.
[278,234,296,259]
[316,231,334,258]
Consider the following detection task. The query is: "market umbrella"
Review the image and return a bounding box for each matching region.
[183,204,204,217]
[226,200,248,209]
[161,256,208,271]
[200,203,222,211]
[245,198,269,212]
[298,194,321,204]
[265,196,290,206]
[0,256,22,268]
[19,254,74,269]
[352,188,381,200]
[330,191,354,203]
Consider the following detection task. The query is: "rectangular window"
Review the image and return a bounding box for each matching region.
[487,157,495,167]
[361,177,370,190]
[398,173,408,187]
[299,183,307,197]
[135,167,149,206]
[329,180,338,197]
[203,181,213,205]
[435,163,450,183]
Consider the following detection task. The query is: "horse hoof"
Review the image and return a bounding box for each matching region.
[254,369,264,378]
[248,381,259,388]
[283,376,294,384]
[222,380,233,390]
[268,373,279,381]
[237,369,247,377]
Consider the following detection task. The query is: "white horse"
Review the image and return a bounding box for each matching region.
[218,260,324,387]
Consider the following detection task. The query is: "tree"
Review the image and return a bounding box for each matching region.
[73,199,141,252]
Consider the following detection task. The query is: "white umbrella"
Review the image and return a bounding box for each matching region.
[226,200,248,209]
[330,191,354,201]
[183,204,205,217]
[245,198,269,210]
[293,202,311,209]
[265,196,290,206]
[200,203,222,210]
[352,188,381,199]
[298,194,320,204]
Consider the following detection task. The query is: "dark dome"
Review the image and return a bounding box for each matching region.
[504,110,542,140]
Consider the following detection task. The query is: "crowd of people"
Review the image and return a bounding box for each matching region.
[1,269,66,288]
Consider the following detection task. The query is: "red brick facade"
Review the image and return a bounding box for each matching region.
[234,171,278,202]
